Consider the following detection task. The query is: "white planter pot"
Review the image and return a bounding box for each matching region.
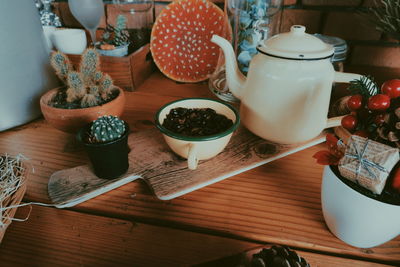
[322,165,400,248]
[96,44,129,57]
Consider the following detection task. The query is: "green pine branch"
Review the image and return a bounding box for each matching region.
[347,75,379,98]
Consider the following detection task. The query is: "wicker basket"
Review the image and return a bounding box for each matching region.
[0,163,27,243]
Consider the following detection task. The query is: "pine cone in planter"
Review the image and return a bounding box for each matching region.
[251,245,310,267]
[376,99,400,148]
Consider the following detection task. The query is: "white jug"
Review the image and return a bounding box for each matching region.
[0,0,59,131]
[212,25,367,144]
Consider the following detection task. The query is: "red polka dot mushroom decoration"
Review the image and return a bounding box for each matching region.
[150,0,226,83]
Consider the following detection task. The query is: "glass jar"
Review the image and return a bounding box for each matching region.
[112,0,154,52]
[209,0,282,103]
[314,34,348,72]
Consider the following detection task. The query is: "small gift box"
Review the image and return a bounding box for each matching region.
[339,135,400,194]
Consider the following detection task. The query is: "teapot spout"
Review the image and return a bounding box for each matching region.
[211,35,246,100]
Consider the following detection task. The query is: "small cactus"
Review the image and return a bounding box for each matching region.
[50,51,73,83]
[81,86,100,108]
[100,15,130,47]
[49,49,118,109]
[93,71,103,83]
[99,74,113,97]
[114,15,128,46]
[80,48,100,84]
[116,15,127,32]
[66,72,85,102]
[90,115,126,143]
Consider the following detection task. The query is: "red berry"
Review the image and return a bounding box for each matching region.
[347,94,363,111]
[374,114,386,126]
[353,130,369,138]
[341,115,358,131]
[367,94,391,111]
[391,166,400,192]
[381,79,400,99]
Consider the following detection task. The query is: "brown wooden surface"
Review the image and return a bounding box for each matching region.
[200,247,395,267]
[2,206,391,267]
[142,128,325,200]
[47,126,325,207]
[0,71,399,266]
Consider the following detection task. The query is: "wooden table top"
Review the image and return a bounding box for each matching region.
[0,71,398,266]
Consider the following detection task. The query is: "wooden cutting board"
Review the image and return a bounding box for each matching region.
[48,127,326,208]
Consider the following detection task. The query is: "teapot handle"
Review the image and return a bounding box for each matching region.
[187,143,198,170]
[333,72,375,90]
[324,72,375,129]
[326,115,346,129]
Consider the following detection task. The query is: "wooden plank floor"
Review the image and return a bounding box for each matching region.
[0,206,255,266]
[1,72,399,265]
[0,206,394,267]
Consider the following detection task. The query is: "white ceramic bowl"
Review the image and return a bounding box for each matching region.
[155,98,240,170]
[96,43,129,57]
[322,165,400,248]
[52,28,87,55]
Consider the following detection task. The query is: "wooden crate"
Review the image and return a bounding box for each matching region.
[68,44,154,91]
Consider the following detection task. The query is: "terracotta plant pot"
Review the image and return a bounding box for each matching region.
[40,87,125,133]
[322,165,400,248]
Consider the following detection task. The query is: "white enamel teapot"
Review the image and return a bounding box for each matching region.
[211,25,366,144]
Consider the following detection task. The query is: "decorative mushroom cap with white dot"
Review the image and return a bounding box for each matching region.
[150,0,227,83]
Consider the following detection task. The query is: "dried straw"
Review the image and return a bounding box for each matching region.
[0,154,27,242]
[368,0,400,41]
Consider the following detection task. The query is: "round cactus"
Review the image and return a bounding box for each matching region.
[90,115,126,143]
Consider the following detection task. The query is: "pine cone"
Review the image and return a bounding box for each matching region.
[251,246,310,267]
[329,95,351,117]
[376,100,400,148]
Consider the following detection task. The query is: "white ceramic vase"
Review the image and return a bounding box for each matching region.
[42,25,57,52]
[52,28,87,55]
[322,165,400,248]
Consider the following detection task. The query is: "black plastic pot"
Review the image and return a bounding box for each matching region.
[77,122,130,179]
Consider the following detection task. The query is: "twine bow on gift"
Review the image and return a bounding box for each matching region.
[345,139,389,181]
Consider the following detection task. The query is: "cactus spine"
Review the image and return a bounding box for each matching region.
[90,115,126,143]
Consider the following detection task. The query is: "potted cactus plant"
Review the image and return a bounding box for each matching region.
[97,15,130,57]
[40,48,125,133]
[77,115,130,179]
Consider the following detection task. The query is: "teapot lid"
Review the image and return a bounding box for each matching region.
[257,25,334,60]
